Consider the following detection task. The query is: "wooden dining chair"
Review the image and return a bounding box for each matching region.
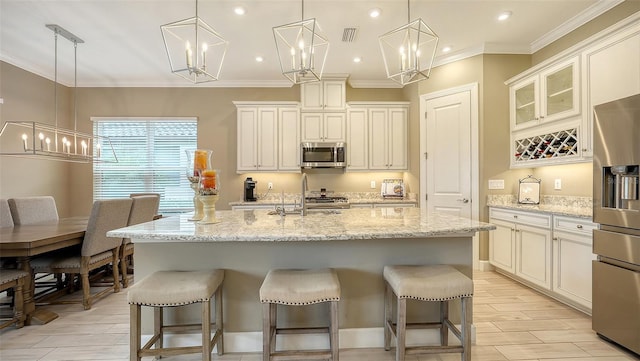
[0,199,14,228]
[8,196,59,225]
[120,195,160,288]
[31,198,133,310]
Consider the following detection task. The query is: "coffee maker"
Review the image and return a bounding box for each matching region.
[244,177,257,201]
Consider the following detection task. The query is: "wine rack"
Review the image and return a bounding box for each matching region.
[514,128,579,163]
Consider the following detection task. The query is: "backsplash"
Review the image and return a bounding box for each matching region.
[487,194,592,208]
[249,191,417,203]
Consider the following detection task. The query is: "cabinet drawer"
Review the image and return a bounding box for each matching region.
[554,215,597,235]
[489,208,552,228]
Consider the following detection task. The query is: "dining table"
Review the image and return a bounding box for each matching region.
[0,217,87,325]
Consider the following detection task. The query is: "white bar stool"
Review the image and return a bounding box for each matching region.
[127,269,224,361]
[260,268,340,361]
[383,265,473,361]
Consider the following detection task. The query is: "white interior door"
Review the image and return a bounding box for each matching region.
[420,83,480,270]
[425,91,471,217]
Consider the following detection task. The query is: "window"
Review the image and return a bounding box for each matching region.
[93,118,197,213]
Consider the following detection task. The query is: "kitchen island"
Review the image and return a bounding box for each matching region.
[108,207,494,351]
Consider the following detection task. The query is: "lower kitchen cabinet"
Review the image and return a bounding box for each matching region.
[552,215,597,310]
[489,207,594,313]
[489,208,552,289]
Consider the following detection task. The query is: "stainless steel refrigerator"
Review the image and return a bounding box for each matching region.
[592,93,640,356]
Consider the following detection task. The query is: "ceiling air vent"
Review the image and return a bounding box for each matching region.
[342,28,358,42]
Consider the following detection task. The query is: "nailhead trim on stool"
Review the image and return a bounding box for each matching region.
[383,265,473,361]
[260,268,340,361]
[127,270,224,361]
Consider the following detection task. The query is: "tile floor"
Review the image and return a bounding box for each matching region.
[0,270,637,361]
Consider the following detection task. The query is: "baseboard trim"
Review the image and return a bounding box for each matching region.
[478,260,494,272]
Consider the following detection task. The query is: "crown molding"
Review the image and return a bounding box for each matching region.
[530,0,624,53]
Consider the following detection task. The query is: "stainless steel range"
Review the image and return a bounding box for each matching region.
[305,188,350,209]
[592,93,640,356]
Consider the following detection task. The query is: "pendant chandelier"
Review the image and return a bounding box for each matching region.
[378,0,439,86]
[161,0,228,83]
[273,0,329,84]
[0,24,117,163]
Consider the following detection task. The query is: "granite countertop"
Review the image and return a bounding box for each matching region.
[487,195,593,219]
[107,207,494,243]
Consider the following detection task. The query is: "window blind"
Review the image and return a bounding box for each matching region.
[93,118,197,213]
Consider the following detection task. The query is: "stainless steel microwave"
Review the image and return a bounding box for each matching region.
[300,142,346,168]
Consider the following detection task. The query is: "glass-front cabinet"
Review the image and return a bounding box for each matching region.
[510,56,580,131]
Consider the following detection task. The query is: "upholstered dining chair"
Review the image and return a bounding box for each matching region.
[120,195,160,288]
[0,199,14,227]
[8,196,59,225]
[31,198,133,310]
[129,193,161,214]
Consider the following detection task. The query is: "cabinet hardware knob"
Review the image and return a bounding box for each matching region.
[576,225,583,229]
[582,148,587,152]
[513,215,518,218]
[553,237,558,241]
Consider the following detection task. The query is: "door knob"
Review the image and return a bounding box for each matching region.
[457,198,469,203]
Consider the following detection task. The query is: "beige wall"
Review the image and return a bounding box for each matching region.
[0,62,75,217]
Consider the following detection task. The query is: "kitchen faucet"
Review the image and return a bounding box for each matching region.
[300,173,308,216]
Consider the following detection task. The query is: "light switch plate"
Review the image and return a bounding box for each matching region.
[370,180,376,189]
[488,179,505,190]
[554,179,562,190]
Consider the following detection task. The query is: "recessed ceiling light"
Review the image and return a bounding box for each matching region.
[442,46,452,53]
[234,6,246,15]
[255,56,264,62]
[498,11,512,21]
[353,57,362,63]
[369,8,381,18]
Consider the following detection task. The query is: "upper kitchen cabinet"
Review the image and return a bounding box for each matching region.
[507,14,640,168]
[235,101,301,173]
[347,102,409,171]
[301,78,347,111]
[369,106,408,170]
[509,56,580,132]
[581,22,640,157]
[301,112,346,142]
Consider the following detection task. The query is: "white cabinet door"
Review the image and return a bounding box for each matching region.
[323,80,346,110]
[516,223,552,290]
[510,75,539,131]
[279,107,301,171]
[323,113,346,142]
[237,107,258,171]
[256,108,278,171]
[368,108,408,170]
[301,113,324,142]
[346,108,368,170]
[582,28,640,157]
[369,108,388,169]
[388,107,408,170]
[552,216,597,310]
[301,80,346,111]
[301,113,345,142]
[489,219,516,273]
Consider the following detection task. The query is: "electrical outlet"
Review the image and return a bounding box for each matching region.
[554,179,562,190]
[370,180,376,189]
[268,182,273,190]
[488,179,505,190]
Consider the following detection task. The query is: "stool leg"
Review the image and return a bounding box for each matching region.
[270,303,277,355]
[215,286,224,355]
[202,299,212,361]
[396,298,406,361]
[330,300,339,361]
[440,300,449,346]
[384,282,392,351]
[462,297,472,361]
[14,279,25,328]
[130,304,141,361]
[154,307,163,351]
[262,303,271,361]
